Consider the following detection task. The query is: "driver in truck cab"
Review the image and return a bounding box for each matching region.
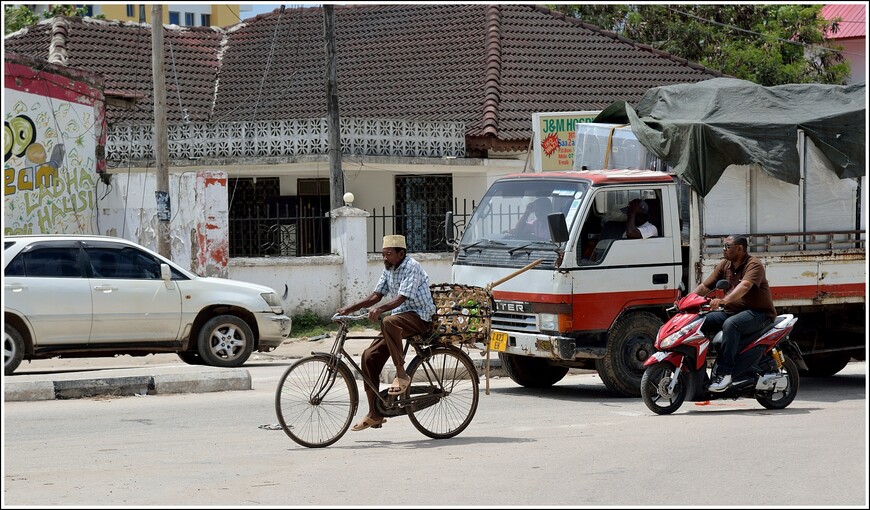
[512,197,552,239]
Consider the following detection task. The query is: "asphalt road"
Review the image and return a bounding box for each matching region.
[2,355,866,507]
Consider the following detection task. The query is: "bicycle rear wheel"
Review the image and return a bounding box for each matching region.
[406,345,479,439]
[275,355,358,448]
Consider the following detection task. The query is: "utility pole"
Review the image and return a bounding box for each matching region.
[151,5,171,258]
[323,5,344,211]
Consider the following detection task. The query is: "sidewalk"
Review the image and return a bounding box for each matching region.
[3,329,506,402]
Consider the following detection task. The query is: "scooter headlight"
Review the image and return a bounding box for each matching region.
[659,322,698,349]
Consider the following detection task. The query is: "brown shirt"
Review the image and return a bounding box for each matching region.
[703,255,777,319]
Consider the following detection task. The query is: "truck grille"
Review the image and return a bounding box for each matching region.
[492,312,538,333]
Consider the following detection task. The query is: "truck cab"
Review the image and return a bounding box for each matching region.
[451,169,684,397]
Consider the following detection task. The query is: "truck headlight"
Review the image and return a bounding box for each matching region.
[540,313,572,334]
[540,313,559,331]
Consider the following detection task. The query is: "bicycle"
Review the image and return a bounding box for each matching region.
[274,311,480,448]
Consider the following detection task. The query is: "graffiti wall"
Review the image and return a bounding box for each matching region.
[4,55,106,235]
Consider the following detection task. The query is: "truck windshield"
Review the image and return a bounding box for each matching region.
[460,179,589,246]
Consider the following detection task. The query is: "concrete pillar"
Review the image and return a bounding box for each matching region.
[330,205,370,306]
[192,170,228,277]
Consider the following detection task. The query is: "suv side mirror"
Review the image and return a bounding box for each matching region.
[161,263,172,281]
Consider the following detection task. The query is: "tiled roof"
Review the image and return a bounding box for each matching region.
[5,5,723,151]
[5,17,223,127]
[821,4,866,39]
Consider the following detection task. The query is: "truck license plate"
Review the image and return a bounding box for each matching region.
[489,331,508,352]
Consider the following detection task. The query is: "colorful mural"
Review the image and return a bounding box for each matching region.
[3,58,106,235]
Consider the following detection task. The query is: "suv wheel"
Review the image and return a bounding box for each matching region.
[5,323,25,375]
[197,315,254,367]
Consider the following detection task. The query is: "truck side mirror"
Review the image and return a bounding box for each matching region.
[445,211,455,244]
[547,213,569,243]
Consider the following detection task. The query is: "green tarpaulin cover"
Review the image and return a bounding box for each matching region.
[594,78,865,196]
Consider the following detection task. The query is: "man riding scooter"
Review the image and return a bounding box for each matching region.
[691,234,778,391]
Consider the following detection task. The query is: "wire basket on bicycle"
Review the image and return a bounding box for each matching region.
[427,283,494,345]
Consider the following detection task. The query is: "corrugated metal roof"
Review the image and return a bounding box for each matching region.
[822,4,866,39]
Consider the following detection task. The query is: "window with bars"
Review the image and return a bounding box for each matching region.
[227,177,331,257]
[395,174,453,252]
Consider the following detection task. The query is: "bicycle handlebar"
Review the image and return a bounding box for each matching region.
[331,311,370,322]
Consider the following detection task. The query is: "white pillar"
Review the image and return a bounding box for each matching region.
[330,205,370,306]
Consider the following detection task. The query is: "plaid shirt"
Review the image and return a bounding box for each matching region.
[374,255,435,322]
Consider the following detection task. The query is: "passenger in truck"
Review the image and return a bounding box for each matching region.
[622,198,658,239]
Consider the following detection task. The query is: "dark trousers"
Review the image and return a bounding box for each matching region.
[361,312,431,416]
[702,309,771,375]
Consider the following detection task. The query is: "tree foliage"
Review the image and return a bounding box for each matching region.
[549,4,850,85]
[5,4,105,36]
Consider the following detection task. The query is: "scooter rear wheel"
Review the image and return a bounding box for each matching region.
[641,363,687,415]
[756,356,799,410]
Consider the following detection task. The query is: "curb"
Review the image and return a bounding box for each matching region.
[4,369,252,402]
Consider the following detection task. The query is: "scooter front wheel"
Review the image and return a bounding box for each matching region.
[641,363,687,415]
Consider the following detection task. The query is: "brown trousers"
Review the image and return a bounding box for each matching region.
[361,312,431,397]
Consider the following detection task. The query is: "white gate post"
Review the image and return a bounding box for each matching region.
[330,205,370,307]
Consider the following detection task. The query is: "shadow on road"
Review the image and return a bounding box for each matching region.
[486,366,865,404]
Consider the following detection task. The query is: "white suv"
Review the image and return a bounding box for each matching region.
[3,235,291,375]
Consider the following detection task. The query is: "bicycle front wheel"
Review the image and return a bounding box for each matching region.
[275,355,358,448]
[406,345,479,439]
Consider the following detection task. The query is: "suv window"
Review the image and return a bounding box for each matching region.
[7,247,82,278]
[86,246,162,279]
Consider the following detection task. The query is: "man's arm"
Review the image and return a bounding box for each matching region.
[624,200,645,239]
[368,294,408,322]
[710,280,752,311]
[691,283,711,296]
[337,291,383,316]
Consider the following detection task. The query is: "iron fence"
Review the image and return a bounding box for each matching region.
[228,198,476,257]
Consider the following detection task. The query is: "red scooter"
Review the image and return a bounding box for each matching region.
[641,281,807,415]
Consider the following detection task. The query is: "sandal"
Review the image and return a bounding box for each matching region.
[351,416,387,432]
[387,375,411,396]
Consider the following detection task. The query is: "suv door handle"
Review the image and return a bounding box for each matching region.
[93,285,118,293]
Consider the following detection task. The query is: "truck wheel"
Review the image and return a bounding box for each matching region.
[197,315,255,368]
[596,311,662,397]
[5,323,25,376]
[801,351,851,377]
[498,352,568,388]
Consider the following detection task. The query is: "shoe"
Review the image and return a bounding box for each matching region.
[387,375,411,395]
[351,416,387,432]
[708,374,732,392]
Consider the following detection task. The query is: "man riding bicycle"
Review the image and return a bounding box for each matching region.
[336,234,436,431]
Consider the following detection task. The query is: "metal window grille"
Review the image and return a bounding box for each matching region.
[368,197,476,254]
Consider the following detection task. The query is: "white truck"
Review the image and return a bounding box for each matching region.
[448,80,865,397]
